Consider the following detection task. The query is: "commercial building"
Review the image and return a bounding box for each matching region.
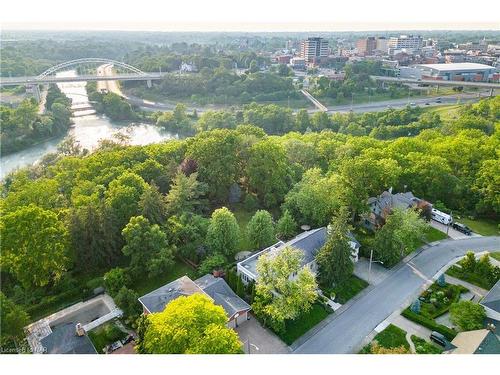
[413,62,497,82]
[356,37,377,56]
[301,37,329,64]
[290,57,306,70]
[376,37,389,53]
[388,35,423,54]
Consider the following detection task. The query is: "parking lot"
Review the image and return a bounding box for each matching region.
[429,220,481,240]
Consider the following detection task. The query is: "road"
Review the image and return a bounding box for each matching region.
[326,92,488,114]
[294,236,500,354]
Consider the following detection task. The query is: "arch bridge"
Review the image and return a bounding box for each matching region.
[0,58,165,87]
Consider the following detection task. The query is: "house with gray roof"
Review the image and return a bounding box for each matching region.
[138,275,251,328]
[481,280,500,321]
[236,227,360,285]
[364,189,432,230]
[40,323,97,354]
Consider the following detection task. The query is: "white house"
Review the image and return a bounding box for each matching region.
[237,227,360,285]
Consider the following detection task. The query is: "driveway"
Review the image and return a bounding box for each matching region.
[294,236,500,353]
[430,220,481,240]
[354,258,391,285]
[235,314,290,354]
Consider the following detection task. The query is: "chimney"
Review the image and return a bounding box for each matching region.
[75,323,85,337]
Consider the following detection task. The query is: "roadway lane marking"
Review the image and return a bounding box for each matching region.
[406,262,432,283]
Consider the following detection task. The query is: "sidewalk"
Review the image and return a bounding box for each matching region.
[444,274,489,297]
[354,258,391,285]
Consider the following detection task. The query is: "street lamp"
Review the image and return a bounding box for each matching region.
[368,249,384,285]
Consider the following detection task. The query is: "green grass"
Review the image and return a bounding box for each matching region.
[322,275,369,304]
[360,324,409,353]
[491,252,500,262]
[402,309,457,341]
[458,217,500,236]
[446,265,497,290]
[232,204,257,253]
[424,226,449,242]
[279,303,332,345]
[423,104,462,122]
[411,335,443,354]
[88,321,128,354]
[131,259,196,296]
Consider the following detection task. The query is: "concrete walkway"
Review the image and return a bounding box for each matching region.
[444,274,489,298]
[391,315,432,342]
[354,257,391,285]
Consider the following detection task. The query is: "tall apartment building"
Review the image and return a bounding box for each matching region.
[388,35,423,54]
[356,37,377,55]
[301,37,329,63]
[376,37,389,53]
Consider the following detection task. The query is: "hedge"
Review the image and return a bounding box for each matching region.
[401,308,457,341]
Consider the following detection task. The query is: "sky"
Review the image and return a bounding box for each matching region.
[1,0,499,31]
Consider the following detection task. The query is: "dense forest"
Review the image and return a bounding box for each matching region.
[0,86,72,155]
[1,97,498,347]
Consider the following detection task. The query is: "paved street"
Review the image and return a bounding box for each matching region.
[294,236,499,354]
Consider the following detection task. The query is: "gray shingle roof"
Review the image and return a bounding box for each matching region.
[138,276,205,313]
[481,280,500,313]
[194,274,251,318]
[40,323,97,354]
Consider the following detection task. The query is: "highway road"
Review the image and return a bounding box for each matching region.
[294,236,500,354]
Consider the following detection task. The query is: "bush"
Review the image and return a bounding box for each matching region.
[449,301,486,331]
[104,268,130,297]
[401,308,457,341]
[114,287,141,319]
[198,253,227,276]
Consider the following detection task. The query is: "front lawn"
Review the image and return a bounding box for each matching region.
[322,275,369,304]
[360,324,409,353]
[279,303,332,345]
[411,335,443,354]
[418,282,468,319]
[446,265,497,291]
[88,321,128,354]
[131,259,196,296]
[424,226,448,242]
[459,217,500,236]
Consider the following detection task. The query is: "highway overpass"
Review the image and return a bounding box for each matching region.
[371,75,500,90]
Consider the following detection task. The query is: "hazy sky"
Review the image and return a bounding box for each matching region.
[2,0,499,31]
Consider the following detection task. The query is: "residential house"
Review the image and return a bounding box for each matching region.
[480,280,500,321]
[40,323,97,354]
[447,329,500,354]
[237,227,360,285]
[364,189,432,230]
[138,275,251,328]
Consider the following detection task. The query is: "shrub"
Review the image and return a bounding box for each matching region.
[402,308,456,341]
[114,287,141,319]
[198,253,227,276]
[449,301,486,331]
[103,268,130,297]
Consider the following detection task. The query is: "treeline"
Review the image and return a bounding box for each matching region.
[0,85,72,155]
[124,69,300,106]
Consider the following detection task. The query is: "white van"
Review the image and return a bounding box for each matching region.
[431,208,452,225]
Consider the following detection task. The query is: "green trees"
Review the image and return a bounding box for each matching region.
[114,287,141,319]
[0,204,69,289]
[246,210,276,250]
[206,207,240,257]
[316,207,354,286]
[253,246,318,333]
[101,92,135,120]
[186,129,241,202]
[121,216,174,277]
[276,210,298,240]
[0,292,30,346]
[105,172,147,230]
[165,171,206,215]
[283,168,340,227]
[138,183,167,225]
[474,159,500,214]
[139,294,242,354]
[246,139,290,208]
[197,110,237,131]
[373,208,428,267]
[103,268,130,296]
[449,301,486,331]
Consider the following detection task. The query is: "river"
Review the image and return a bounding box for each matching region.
[0,70,178,179]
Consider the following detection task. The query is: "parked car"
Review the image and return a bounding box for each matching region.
[436,97,442,103]
[425,102,430,105]
[430,331,447,347]
[452,222,472,235]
